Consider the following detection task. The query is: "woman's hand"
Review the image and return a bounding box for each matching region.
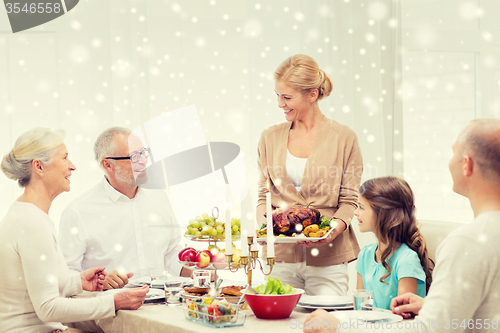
[113,285,149,310]
[297,220,346,247]
[256,238,267,245]
[81,267,107,292]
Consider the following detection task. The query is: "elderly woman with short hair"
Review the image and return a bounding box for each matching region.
[0,128,148,333]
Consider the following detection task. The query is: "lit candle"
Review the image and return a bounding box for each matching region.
[266,179,275,257]
[225,187,233,255]
[241,229,248,257]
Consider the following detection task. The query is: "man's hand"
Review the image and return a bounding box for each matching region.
[390,292,424,319]
[180,268,215,281]
[304,309,339,333]
[81,267,106,292]
[180,267,192,278]
[103,270,134,290]
[113,285,149,310]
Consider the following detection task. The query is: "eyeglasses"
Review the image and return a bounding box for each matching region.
[105,147,150,163]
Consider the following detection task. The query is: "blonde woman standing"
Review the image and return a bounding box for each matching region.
[257,54,363,295]
[0,128,148,333]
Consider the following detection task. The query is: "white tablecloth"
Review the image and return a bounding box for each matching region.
[97,303,311,333]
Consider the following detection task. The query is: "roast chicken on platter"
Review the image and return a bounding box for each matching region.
[272,206,321,236]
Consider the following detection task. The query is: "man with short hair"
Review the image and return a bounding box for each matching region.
[59,127,184,289]
[303,119,500,333]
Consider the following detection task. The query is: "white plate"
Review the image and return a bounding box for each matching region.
[296,303,353,311]
[128,276,193,288]
[145,288,165,301]
[272,227,336,244]
[299,295,353,307]
[331,310,403,323]
[99,288,165,301]
[257,222,337,244]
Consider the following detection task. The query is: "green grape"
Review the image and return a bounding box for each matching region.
[192,221,200,229]
[216,226,224,234]
[202,213,209,219]
[232,225,239,232]
[195,231,202,236]
[235,219,241,226]
[184,230,190,235]
[195,216,201,221]
[200,222,207,228]
[233,230,241,236]
[211,229,218,236]
[188,219,195,225]
[231,220,236,227]
[208,221,215,227]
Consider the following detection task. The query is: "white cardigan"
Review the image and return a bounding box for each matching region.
[0,202,115,333]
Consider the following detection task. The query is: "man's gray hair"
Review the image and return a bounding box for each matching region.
[94,127,131,170]
[462,119,500,180]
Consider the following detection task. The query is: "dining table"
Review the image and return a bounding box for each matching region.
[96,302,313,333]
[75,276,399,333]
[74,284,347,333]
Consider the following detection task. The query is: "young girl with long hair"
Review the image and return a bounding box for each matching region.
[355,176,434,310]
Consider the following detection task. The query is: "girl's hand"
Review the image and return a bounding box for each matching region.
[297,220,346,247]
[81,267,107,292]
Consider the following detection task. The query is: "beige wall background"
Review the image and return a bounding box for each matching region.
[1,0,499,242]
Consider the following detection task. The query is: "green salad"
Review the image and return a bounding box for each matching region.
[248,277,296,295]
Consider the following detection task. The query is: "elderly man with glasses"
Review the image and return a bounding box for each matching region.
[59,127,186,290]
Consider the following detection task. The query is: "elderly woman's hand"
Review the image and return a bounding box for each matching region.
[81,267,107,292]
[303,309,339,333]
[113,285,149,310]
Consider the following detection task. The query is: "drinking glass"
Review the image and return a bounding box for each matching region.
[193,270,211,288]
[165,280,184,306]
[353,289,374,310]
[149,269,166,289]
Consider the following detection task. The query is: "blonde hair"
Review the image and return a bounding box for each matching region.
[1,128,65,187]
[274,54,333,100]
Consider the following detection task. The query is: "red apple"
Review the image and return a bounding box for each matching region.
[179,249,197,266]
[212,251,227,269]
[178,247,196,261]
[195,251,211,268]
[199,249,212,262]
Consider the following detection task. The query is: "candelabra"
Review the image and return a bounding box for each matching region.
[225,236,274,286]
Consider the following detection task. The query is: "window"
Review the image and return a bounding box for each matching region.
[401,0,499,223]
